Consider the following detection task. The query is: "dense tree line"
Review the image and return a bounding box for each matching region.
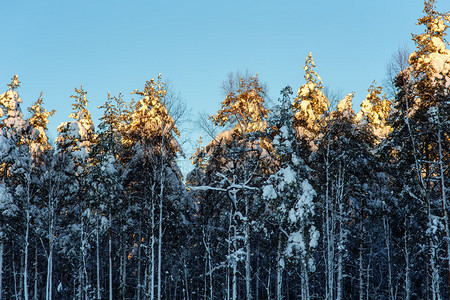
[0,0,449,299]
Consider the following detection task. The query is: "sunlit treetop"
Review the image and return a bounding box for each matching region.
[27,93,55,155]
[356,82,392,140]
[409,0,450,94]
[129,74,179,138]
[292,53,330,134]
[69,85,95,132]
[0,75,27,139]
[335,93,354,118]
[210,74,269,134]
[56,86,97,163]
[7,75,20,91]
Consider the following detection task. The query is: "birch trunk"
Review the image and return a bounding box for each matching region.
[428,202,441,300]
[96,218,101,300]
[301,265,310,300]
[34,247,38,300]
[151,184,155,300]
[232,224,237,300]
[24,177,32,300]
[46,228,53,300]
[245,196,252,300]
[437,116,450,290]
[383,216,394,300]
[82,222,90,300]
[157,168,164,300]
[336,166,345,300]
[227,203,232,300]
[359,235,364,300]
[24,202,30,300]
[46,192,54,300]
[324,138,334,300]
[0,241,3,300]
[137,222,142,300]
[109,213,113,300]
[202,229,213,300]
[404,217,411,300]
[120,222,127,300]
[276,235,283,300]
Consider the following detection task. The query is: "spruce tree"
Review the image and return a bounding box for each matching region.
[262,86,318,300]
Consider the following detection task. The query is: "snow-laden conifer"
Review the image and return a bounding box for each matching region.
[356,83,392,141]
[263,86,318,300]
[293,53,330,137]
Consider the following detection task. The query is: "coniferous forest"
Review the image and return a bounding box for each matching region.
[1,1,450,299]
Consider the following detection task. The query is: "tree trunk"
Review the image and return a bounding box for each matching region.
[96,218,101,300]
[34,246,38,300]
[151,184,156,300]
[359,215,364,300]
[24,204,30,300]
[383,216,394,300]
[301,264,310,300]
[232,224,237,300]
[46,204,53,300]
[0,241,3,300]
[120,222,127,300]
[109,213,113,300]
[404,217,411,300]
[82,221,90,300]
[245,196,252,300]
[158,170,164,300]
[137,220,142,300]
[437,117,450,292]
[13,247,19,300]
[324,139,334,300]
[24,178,32,300]
[276,234,283,300]
[227,203,232,300]
[336,165,345,300]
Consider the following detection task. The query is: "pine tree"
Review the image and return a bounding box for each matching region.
[0,76,40,300]
[27,93,55,158]
[0,180,18,299]
[56,85,97,165]
[88,93,126,300]
[56,85,97,299]
[313,93,377,300]
[122,76,188,300]
[382,1,450,297]
[0,75,28,142]
[191,73,272,300]
[292,53,330,138]
[356,82,392,141]
[262,86,319,300]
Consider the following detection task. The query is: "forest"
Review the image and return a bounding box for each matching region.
[1,1,450,299]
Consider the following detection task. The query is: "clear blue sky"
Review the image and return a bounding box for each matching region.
[1,0,449,169]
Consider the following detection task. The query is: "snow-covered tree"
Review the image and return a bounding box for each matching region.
[121,76,190,300]
[0,180,18,299]
[56,85,96,165]
[0,75,28,143]
[263,86,319,300]
[356,83,392,141]
[292,53,330,138]
[55,85,98,299]
[382,1,450,298]
[313,92,377,300]
[27,94,55,158]
[189,73,271,300]
[210,74,269,135]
